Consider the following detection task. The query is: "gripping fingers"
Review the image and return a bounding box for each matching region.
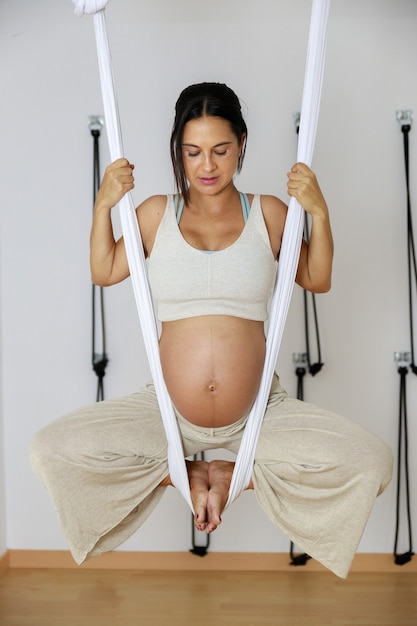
[104,159,135,200]
[287,162,316,202]
[109,158,135,185]
[94,158,135,212]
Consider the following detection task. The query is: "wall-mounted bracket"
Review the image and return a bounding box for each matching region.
[396,110,413,128]
[292,112,301,134]
[293,352,307,365]
[88,115,104,132]
[393,351,411,365]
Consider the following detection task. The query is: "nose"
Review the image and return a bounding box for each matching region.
[202,152,216,172]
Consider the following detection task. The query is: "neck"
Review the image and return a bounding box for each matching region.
[187,183,239,215]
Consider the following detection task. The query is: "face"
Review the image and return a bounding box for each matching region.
[182,116,245,196]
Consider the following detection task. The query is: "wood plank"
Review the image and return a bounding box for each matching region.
[7,549,417,573]
[0,568,416,625]
[0,551,9,577]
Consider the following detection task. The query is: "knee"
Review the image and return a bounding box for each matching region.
[29,424,62,482]
[358,435,393,495]
[374,438,394,493]
[29,428,48,479]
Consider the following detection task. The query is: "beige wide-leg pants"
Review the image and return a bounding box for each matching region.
[30,375,393,578]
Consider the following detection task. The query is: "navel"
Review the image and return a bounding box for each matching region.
[207,378,218,393]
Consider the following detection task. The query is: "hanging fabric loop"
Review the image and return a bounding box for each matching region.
[76,5,194,511]
[292,115,324,384]
[226,0,330,506]
[73,0,330,513]
[73,0,109,16]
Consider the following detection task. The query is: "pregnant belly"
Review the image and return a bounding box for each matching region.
[159,316,266,427]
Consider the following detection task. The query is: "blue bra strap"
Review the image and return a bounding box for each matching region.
[175,192,250,224]
[240,192,251,223]
[175,195,185,223]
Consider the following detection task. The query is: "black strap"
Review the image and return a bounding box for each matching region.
[393,366,414,564]
[190,451,210,556]
[402,123,417,375]
[290,542,311,567]
[90,121,108,402]
[303,215,324,377]
[295,366,306,402]
[289,358,311,566]
[393,116,415,565]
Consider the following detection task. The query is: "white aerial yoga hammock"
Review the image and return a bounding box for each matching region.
[72,0,330,513]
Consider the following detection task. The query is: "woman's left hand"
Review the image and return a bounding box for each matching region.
[287,162,327,219]
[287,162,334,293]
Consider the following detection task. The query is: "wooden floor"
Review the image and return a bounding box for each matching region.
[0,569,416,625]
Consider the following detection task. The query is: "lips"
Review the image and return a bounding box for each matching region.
[199,177,219,185]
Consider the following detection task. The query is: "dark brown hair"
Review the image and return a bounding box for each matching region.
[170,82,247,204]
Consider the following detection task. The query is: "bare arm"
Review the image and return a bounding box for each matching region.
[261,163,333,294]
[287,162,334,293]
[90,158,167,286]
[90,158,134,286]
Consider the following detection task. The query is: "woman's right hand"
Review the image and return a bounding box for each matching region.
[90,158,135,286]
[94,157,135,213]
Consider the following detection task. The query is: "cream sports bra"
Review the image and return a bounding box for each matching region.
[147,194,277,322]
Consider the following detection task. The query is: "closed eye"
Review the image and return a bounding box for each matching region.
[185,150,227,158]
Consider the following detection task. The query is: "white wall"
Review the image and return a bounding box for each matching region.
[0,285,6,557]
[0,0,416,558]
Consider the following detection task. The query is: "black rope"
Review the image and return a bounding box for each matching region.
[289,543,312,567]
[295,366,306,402]
[289,366,312,566]
[190,451,210,556]
[392,118,415,566]
[393,366,414,565]
[91,125,108,402]
[303,214,324,377]
[289,364,312,567]
[402,124,417,375]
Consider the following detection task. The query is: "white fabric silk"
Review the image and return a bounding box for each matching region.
[73,0,109,17]
[73,3,193,511]
[227,0,330,506]
[72,0,330,513]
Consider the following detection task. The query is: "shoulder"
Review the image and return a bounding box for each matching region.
[258,194,287,215]
[257,194,288,259]
[136,195,169,257]
[137,194,168,218]
[259,194,287,226]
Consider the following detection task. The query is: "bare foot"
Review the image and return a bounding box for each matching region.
[186,460,209,531]
[206,460,235,533]
[159,459,254,533]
